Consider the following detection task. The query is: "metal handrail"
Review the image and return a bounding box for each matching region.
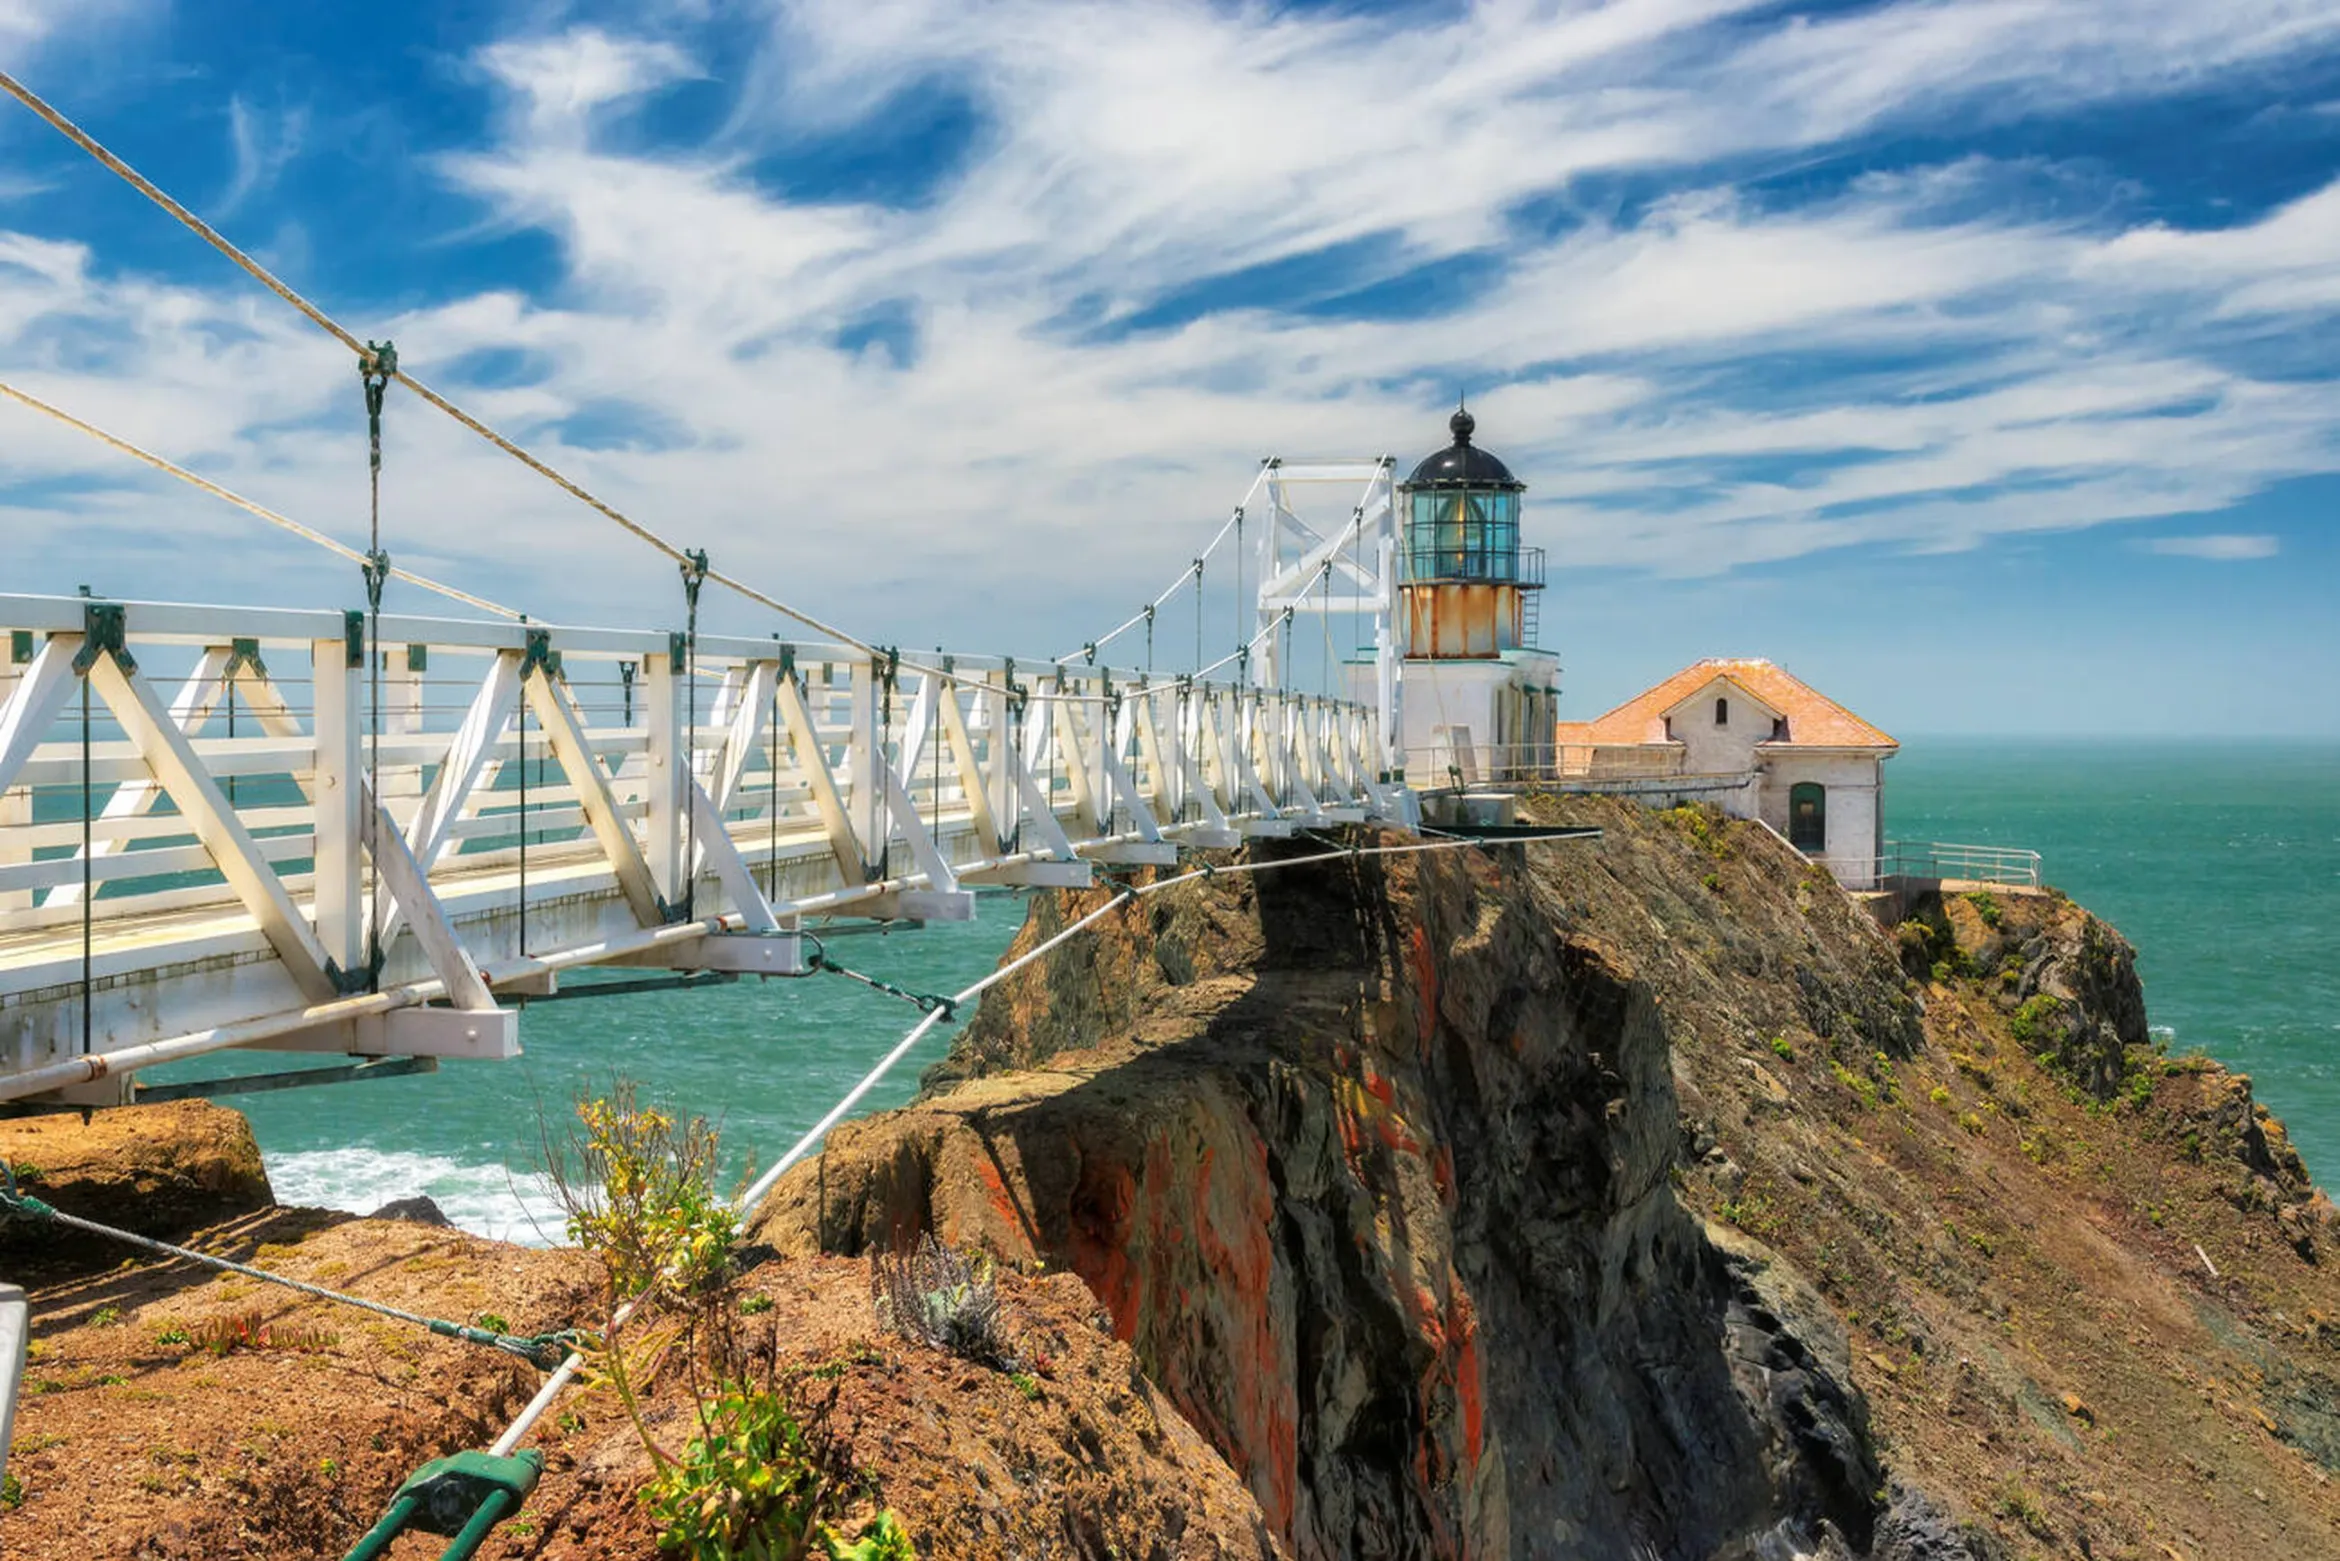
[1836,841,2043,887]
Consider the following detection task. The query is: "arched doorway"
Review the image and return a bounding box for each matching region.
[1789,782,1827,852]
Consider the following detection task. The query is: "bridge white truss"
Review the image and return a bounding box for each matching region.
[1244,457,1406,777]
[0,590,1407,1107]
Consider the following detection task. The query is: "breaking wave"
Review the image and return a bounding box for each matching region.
[263,1147,567,1248]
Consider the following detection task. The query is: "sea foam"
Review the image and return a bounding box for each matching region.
[264,1147,567,1248]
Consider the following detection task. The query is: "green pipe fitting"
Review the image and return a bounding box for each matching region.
[341,1448,542,1561]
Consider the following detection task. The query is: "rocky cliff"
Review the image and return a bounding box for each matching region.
[759,796,2340,1560]
[10,795,2339,1560]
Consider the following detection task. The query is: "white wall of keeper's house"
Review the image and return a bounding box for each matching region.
[1752,750,1886,882]
[1660,677,1783,778]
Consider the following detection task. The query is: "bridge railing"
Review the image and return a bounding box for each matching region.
[0,592,1398,1102]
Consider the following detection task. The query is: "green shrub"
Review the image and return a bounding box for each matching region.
[550,1081,739,1304]
[1667,803,1735,860]
[1,1470,22,1510]
[1717,1194,1779,1236]
[1965,891,2003,930]
[643,1381,828,1559]
[1993,1479,2053,1539]
[2009,994,2062,1046]
[544,1081,916,1561]
[1767,1035,1796,1063]
[641,1378,916,1561]
[1828,1060,1879,1110]
[826,1512,916,1561]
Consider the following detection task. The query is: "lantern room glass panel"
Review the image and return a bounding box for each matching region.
[1406,489,1521,582]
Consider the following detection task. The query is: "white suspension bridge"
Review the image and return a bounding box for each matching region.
[0,71,1453,1114]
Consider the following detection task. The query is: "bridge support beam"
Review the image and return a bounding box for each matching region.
[605,931,805,976]
[269,1006,520,1060]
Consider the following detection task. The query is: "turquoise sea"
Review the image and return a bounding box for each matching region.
[1887,739,2340,1182]
[151,913,1026,1242]
[148,739,2340,1234]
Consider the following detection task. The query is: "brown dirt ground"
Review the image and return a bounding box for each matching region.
[1,1207,1279,1559]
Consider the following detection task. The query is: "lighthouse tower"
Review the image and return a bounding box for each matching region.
[1389,406,1559,784]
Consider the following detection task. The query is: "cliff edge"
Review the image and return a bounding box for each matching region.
[757,796,2340,1560]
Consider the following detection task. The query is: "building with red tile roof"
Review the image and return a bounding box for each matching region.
[1555,658,1897,886]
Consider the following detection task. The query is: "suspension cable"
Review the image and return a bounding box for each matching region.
[0,1164,576,1368]
[767,647,781,902]
[680,551,707,920]
[1052,510,1234,664]
[78,670,92,1059]
[360,344,395,989]
[0,71,871,656]
[1192,556,1204,675]
[516,686,530,960]
[0,68,1367,723]
[0,378,521,619]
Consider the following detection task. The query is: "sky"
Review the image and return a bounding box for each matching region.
[1,0,2336,736]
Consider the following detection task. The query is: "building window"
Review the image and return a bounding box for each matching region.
[1789,782,1827,852]
[1714,697,1729,726]
[1772,716,1789,741]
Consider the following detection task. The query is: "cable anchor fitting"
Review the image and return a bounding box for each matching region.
[361,547,392,612]
[360,340,397,475]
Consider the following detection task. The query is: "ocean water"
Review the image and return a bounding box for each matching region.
[145,909,1027,1243]
[1887,739,2340,1184]
[145,740,2339,1235]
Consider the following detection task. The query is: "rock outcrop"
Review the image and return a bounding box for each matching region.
[0,1100,271,1278]
[760,820,1901,1558]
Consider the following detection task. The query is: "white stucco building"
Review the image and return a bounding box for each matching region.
[1554,658,1897,887]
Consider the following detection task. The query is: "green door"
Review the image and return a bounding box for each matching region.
[1789,783,1826,852]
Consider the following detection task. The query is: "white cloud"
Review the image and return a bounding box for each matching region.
[475,28,700,146]
[217,96,308,217]
[0,0,142,52]
[2,1,2339,652]
[0,0,58,45]
[2146,533,2281,559]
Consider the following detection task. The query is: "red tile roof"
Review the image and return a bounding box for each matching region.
[1554,658,1897,750]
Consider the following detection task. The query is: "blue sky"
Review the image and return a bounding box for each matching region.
[1,0,2336,735]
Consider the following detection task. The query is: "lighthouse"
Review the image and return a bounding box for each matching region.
[1389,405,1559,785]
